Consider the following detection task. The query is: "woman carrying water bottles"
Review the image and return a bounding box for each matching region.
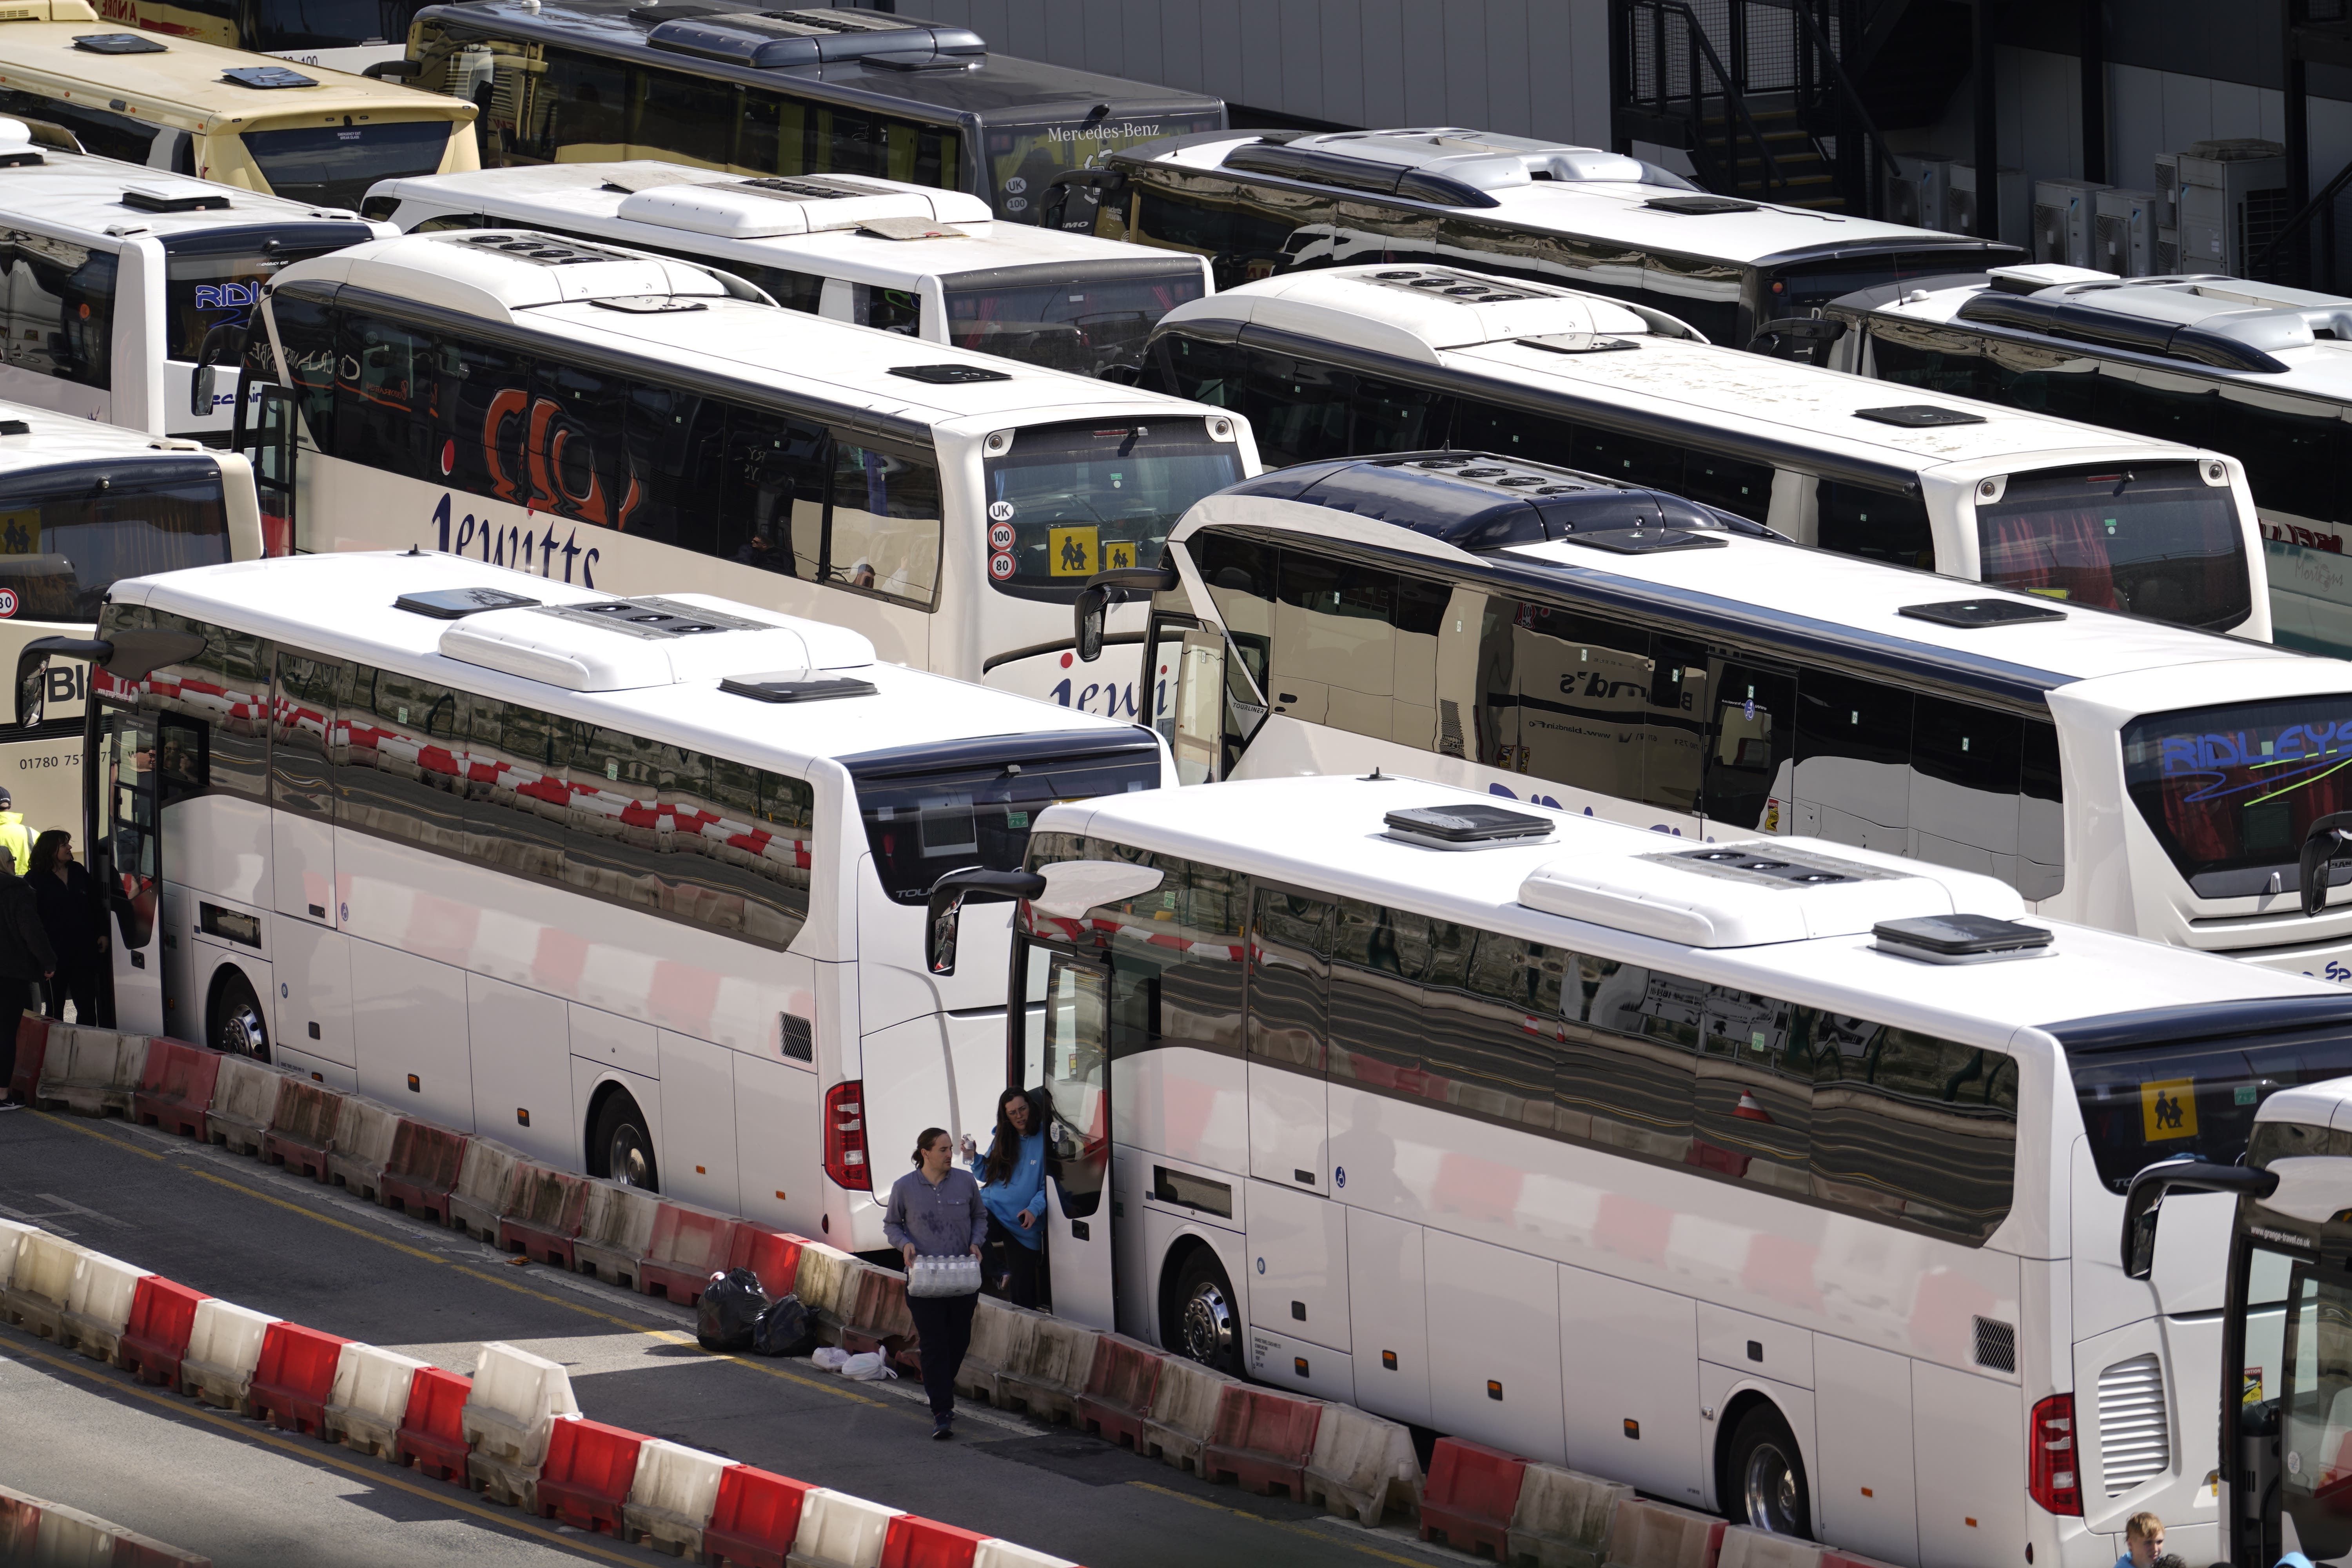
[962,1087,1047,1308]
[883,1126,987,1440]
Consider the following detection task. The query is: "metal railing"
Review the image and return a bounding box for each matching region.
[1621,0,1786,199]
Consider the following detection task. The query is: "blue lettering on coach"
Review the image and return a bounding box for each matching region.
[428,494,598,587]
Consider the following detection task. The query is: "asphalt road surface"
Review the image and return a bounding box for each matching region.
[0,1105,1462,1568]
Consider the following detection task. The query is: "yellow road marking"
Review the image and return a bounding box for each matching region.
[1125,1480,1434,1568]
[36,1111,886,1408]
[3,1334,646,1566]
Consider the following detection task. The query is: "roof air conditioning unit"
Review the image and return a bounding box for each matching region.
[2033,178,2109,269]
[2093,187,2156,277]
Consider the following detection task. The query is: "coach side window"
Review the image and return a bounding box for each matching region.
[429,335,536,506]
[270,652,346,828]
[825,441,941,607]
[268,297,337,450]
[1148,333,1246,409]
[1,231,116,391]
[139,613,272,802]
[1811,1022,2018,1240]
[1249,887,1332,1078]
[338,665,468,852]
[336,312,431,481]
[1692,987,1814,1194]
[1561,956,1700,1162]
[1792,668,1913,856]
[1816,479,1934,571]
[630,63,734,171]
[524,49,629,163]
[1704,660,1795,831]
[619,382,724,552]
[462,695,573,881]
[529,359,630,529]
[2020,720,2064,900]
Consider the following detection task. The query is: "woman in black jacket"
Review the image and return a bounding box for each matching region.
[29,830,98,1023]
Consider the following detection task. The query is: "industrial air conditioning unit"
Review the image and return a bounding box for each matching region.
[1949,163,2026,246]
[2153,150,2180,271]
[1885,153,1955,230]
[2094,187,2157,276]
[2034,178,2109,268]
[2168,138,2288,275]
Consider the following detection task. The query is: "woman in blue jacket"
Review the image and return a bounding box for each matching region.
[964,1087,1047,1307]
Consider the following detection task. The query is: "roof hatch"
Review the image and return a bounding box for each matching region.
[1517,840,2022,947]
[642,7,984,70]
[612,174,988,238]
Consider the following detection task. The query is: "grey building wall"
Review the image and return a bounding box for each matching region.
[855,0,1616,147]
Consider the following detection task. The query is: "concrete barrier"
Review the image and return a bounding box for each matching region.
[31,1022,147,1116]
[789,1489,903,1568]
[1717,1527,1825,1568]
[1202,1385,1324,1499]
[1304,1401,1422,1528]
[705,1465,816,1568]
[728,1230,811,1301]
[448,1139,524,1241]
[132,1038,222,1140]
[1074,1333,1163,1452]
[638,1202,742,1307]
[573,1181,662,1289]
[120,1275,210,1388]
[495,1161,592,1268]
[1509,1465,1633,1568]
[953,1298,1040,1405]
[1604,1497,1726,1568]
[0,1218,34,1285]
[261,1078,344,1181]
[624,1438,735,1557]
[791,1240,861,1330]
[250,1321,353,1436]
[61,1248,152,1365]
[829,1261,915,1357]
[879,1516,988,1568]
[180,1298,280,1413]
[379,1120,469,1225]
[397,1365,474,1485]
[969,1546,1080,1568]
[1140,1355,1239,1474]
[207,1054,289,1156]
[0,1481,212,1565]
[326,1343,432,1460]
[326,1094,401,1201]
[535,1415,646,1535]
[1,1225,83,1340]
[1421,1437,1528,1559]
[463,1341,581,1506]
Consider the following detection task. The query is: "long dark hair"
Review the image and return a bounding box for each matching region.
[982,1087,1036,1186]
[27,829,69,880]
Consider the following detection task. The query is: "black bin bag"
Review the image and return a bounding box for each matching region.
[697,1267,769,1352]
[753,1294,817,1358]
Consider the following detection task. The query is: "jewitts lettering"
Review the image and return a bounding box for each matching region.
[430,493,600,587]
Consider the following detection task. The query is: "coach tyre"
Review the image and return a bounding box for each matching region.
[207,968,270,1063]
[1727,1402,1812,1539]
[592,1089,659,1192]
[1169,1246,1240,1374]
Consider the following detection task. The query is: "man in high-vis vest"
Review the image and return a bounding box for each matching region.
[0,788,31,877]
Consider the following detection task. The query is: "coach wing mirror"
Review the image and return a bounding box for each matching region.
[13,637,107,729]
[190,322,245,418]
[2302,813,2352,915]
[925,867,1047,976]
[1032,860,1165,922]
[1074,566,1178,664]
[1038,165,1128,231]
[2119,1158,2276,1279]
[1747,316,1846,361]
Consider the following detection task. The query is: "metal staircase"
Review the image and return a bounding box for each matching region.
[1612,0,1971,220]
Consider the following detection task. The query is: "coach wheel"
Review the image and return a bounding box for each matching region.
[1728,1403,1812,1539]
[591,1091,659,1193]
[208,969,270,1064]
[1169,1247,1240,1374]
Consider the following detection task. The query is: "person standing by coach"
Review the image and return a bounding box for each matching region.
[0,850,55,1109]
[883,1127,987,1439]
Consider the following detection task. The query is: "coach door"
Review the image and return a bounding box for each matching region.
[1038,946,1117,1329]
[96,709,164,1034]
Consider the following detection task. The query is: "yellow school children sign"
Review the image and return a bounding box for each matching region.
[1047,526,1137,576]
[2141,1078,2198,1141]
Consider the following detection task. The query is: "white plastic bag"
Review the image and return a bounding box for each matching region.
[811,1347,850,1370]
[839,1351,897,1381]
